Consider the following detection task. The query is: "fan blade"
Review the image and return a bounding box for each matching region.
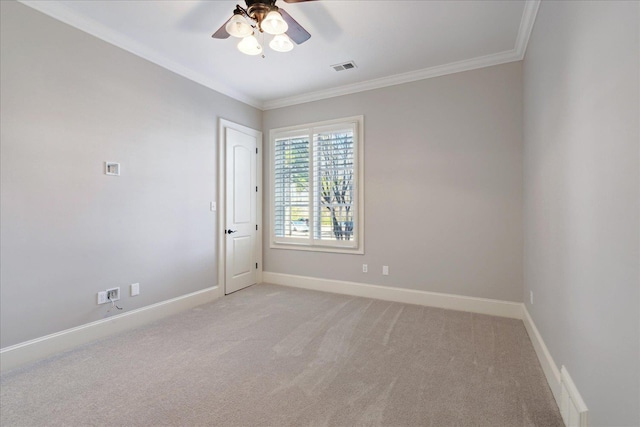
[211,16,231,39]
[282,0,316,2]
[280,8,311,44]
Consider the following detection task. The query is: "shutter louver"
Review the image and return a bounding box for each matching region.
[313,130,355,242]
[271,116,362,252]
[274,136,310,239]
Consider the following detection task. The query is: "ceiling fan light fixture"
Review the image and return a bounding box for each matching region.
[261,10,288,35]
[269,34,294,52]
[237,34,263,55]
[226,14,252,38]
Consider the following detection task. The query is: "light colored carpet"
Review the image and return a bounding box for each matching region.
[1,283,562,426]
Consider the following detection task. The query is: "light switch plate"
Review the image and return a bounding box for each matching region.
[131,283,140,296]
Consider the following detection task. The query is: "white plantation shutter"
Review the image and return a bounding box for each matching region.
[273,134,309,239]
[313,127,355,243]
[270,117,363,253]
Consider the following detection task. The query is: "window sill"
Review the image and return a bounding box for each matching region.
[270,241,364,255]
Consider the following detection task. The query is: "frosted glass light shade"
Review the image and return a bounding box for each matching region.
[226,14,252,38]
[262,11,288,35]
[269,34,294,52]
[238,34,263,55]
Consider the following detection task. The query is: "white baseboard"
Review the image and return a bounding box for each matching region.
[264,273,586,425]
[523,306,588,426]
[560,365,589,427]
[522,305,562,402]
[2,276,586,426]
[262,272,524,319]
[0,286,220,373]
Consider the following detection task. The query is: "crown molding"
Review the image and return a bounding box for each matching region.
[262,48,522,110]
[18,0,264,110]
[515,0,541,59]
[263,0,541,110]
[19,0,541,112]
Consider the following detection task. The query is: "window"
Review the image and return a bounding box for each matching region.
[270,116,364,253]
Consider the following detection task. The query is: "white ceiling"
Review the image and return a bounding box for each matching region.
[20,0,540,110]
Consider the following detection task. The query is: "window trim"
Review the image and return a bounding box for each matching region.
[269,115,364,254]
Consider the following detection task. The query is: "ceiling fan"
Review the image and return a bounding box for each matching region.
[212,0,314,55]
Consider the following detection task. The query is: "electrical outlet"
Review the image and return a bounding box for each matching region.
[362,264,368,273]
[383,265,389,276]
[97,291,107,305]
[130,283,140,296]
[530,291,534,305]
[106,287,120,302]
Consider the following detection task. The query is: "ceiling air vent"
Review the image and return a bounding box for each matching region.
[331,61,357,72]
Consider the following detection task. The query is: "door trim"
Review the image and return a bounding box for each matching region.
[218,118,263,295]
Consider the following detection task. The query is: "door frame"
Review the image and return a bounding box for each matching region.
[217,118,263,296]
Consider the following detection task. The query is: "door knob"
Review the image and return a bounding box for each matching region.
[226,229,238,234]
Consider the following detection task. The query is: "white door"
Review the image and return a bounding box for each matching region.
[224,126,258,294]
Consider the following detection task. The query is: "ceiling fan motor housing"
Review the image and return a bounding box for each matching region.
[212,0,311,46]
[245,0,278,31]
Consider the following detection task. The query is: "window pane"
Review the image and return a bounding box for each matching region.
[274,136,310,239]
[270,116,363,253]
[313,130,355,242]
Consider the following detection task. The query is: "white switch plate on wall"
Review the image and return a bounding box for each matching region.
[97,291,107,305]
[105,162,120,176]
[131,283,140,296]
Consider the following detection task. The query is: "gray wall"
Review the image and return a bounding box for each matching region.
[0,1,261,348]
[6,3,637,423]
[263,62,524,302]
[523,1,639,425]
